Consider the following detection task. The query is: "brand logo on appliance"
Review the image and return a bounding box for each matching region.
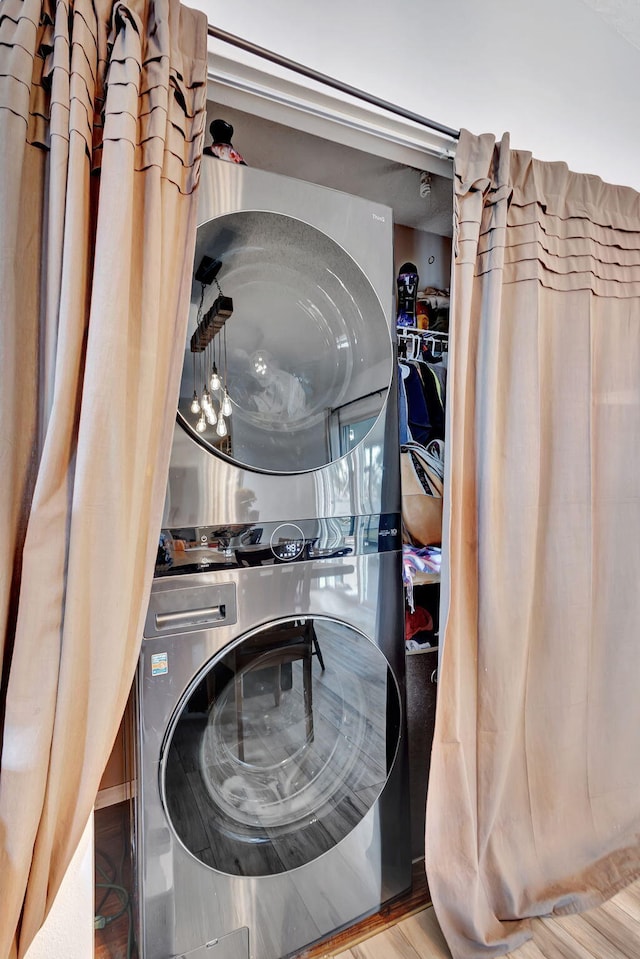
[372,213,386,222]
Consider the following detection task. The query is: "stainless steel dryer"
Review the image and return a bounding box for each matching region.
[164,159,399,531]
[136,532,411,959]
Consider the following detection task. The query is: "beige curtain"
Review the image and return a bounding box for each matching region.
[425,130,640,958]
[0,0,207,955]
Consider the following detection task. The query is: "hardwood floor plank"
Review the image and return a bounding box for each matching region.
[351,924,421,959]
[552,911,629,959]
[396,907,452,959]
[531,915,598,959]
[611,883,640,923]
[509,938,549,959]
[309,895,640,959]
[580,901,640,959]
[606,892,640,931]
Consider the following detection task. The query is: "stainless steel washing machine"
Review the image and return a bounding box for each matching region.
[164,159,399,531]
[136,532,411,959]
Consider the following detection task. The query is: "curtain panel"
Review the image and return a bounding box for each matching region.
[425,130,640,958]
[0,0,207,955]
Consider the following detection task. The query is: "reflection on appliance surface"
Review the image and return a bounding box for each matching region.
[154,513,399,577]
[177,210,392,474]
[161,619,398,878]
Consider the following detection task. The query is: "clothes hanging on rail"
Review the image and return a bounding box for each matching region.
[398,328,449,550]
[401,362,430,443]
[398,358,447,446]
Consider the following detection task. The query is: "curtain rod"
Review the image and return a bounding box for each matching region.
[207,25,461,142]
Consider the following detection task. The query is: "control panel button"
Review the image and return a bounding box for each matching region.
[270,523,306,562]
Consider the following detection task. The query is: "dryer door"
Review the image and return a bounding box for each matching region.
[160,616,401,877]
[178,211,393,473]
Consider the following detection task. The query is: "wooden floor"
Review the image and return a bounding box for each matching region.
[327,878,640,959]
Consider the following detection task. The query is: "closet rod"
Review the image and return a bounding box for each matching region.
[207,25,461,142]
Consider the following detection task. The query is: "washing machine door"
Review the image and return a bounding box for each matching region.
[160,616,401,877]
[177,210,393,473]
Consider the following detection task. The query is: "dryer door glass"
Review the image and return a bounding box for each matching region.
[161,617,401,877]
[178,211,393,473]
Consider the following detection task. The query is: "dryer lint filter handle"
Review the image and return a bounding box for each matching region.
[144,583,237,639]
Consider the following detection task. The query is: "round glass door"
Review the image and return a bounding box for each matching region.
[161,617,401,876]
[177,211,393,473]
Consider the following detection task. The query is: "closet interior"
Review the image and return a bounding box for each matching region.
[94,97,454,957]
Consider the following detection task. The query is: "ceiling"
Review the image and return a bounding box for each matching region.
[579,0,640,50]
[205,102,454,238]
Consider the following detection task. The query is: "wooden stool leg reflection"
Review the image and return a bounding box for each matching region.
[233,629,320,763]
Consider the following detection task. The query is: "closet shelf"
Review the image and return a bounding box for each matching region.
[406,644,439,657]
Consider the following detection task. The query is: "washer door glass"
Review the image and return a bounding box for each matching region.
[178,211,392,473]
[161,617,401,877]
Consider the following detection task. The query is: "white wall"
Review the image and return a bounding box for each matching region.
[198,0,640,191]
[394,226,452,292]
[24,817,93,959]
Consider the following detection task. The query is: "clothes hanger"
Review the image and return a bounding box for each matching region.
[397,329,448,362]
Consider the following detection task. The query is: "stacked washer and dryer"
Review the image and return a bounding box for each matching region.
[135,160,411,959]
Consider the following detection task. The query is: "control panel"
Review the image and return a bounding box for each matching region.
[154,513,400,577]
